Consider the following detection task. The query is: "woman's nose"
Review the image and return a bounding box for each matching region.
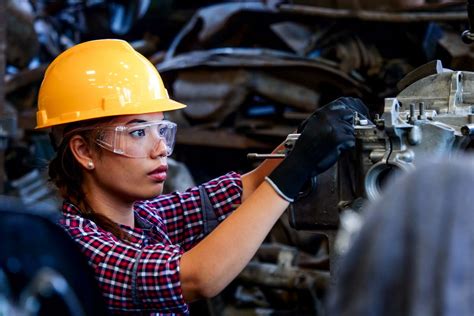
[150,139,168,159]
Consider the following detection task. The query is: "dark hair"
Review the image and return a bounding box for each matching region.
[48,119,130,241]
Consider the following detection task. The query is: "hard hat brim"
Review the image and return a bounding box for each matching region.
[36,98,187,129]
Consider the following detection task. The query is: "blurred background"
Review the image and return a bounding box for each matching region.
[1,1,473,315]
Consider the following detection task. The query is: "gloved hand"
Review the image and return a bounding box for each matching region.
[266,97,367,202]
[297,97,370,133]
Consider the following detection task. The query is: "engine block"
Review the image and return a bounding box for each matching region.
[289,63,474,230]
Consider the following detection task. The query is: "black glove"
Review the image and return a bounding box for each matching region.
[266,98,361,202]
[298,97,370,133]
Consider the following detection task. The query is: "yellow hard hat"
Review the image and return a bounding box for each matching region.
[36,39,186,129]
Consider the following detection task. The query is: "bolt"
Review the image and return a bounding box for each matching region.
[409,103,416,123]
[418,102,426,119]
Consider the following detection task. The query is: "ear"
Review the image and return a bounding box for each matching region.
[69,135,95,170]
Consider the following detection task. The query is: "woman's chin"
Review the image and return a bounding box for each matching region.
[131,182,164,200]
[147,185,165,198]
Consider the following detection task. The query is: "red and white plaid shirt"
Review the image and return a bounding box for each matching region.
[59,172,242,315]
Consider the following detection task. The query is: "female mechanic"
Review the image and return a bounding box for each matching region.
[36,39,367,315]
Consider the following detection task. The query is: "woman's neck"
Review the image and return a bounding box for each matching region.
[82,182,136,228]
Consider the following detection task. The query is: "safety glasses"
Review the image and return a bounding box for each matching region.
[89,120,177,158]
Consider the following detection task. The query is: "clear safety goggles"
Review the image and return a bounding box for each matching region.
[95,120,177,158]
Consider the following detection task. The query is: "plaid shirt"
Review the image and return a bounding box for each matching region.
[59,172,242,315]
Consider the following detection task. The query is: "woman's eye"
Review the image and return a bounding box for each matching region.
[158,127,167,137]
[130,129,146,137]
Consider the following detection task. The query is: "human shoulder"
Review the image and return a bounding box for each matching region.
[59,207,116,242]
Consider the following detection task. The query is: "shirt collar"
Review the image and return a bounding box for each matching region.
[62,200,153,230]
[62,200,81,215]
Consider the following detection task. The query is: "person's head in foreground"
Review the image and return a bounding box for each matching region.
[328,156,474,316]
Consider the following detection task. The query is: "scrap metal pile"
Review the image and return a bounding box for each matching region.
[3,0,474,315]
[159,1,471,148]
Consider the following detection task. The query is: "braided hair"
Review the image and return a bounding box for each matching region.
[48,119,130,240]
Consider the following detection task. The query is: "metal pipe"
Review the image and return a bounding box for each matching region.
[247,153,285,160]
[461,124,474,136]
[278,4,467,23]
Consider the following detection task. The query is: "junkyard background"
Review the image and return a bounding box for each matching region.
[1,0,473,315]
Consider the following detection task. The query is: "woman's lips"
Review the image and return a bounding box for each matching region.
[148,166,168,182]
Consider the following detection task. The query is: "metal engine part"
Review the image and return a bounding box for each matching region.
[289,61,474,231]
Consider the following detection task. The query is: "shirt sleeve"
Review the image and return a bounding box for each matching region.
[136,172,243,251]
[62,218,187,315]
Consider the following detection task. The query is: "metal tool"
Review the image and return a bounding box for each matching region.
[247,116,374,161]
[247,133,300,160]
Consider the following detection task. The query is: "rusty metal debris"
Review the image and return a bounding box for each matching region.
[276,2,467,22]
[160,52,368,120]
[157,1,472,153]
[159,47,370,143]
[6,1,38,69]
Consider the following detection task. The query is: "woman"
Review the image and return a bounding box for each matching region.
[37,39,366,315]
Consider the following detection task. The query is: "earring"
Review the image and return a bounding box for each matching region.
[87,160,94,170]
